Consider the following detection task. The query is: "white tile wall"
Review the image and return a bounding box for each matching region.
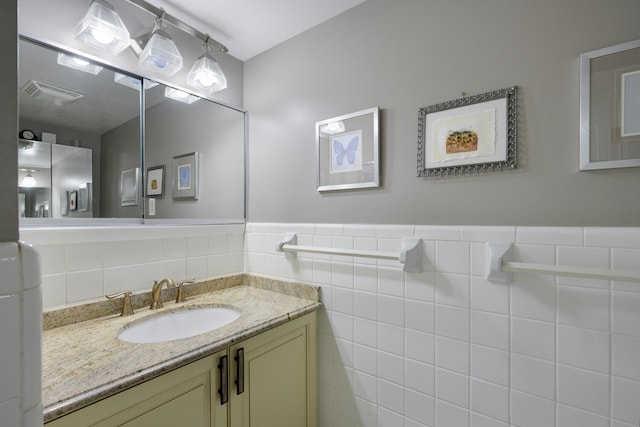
[0,241,43,426]
[19,223,640,426]
[245,223,640,427]
[21,225,245,309]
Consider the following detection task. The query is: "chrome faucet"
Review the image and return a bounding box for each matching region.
[150,278,175,309]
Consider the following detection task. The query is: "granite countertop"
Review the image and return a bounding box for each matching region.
[42,279,321,423]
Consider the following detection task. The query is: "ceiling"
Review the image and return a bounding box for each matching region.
[147,0,367,61]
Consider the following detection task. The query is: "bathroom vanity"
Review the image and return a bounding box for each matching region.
[42,279,319,427]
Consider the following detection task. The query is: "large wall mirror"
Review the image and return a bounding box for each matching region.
[18,36,246,224]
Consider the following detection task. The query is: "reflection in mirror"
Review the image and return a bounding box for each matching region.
[143,81,245,222]
[18,36,246,225]
[18,37,142,220]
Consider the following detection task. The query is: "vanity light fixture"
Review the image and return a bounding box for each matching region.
[164,87,199,104]
[20,170,37,187]
[186,37,227,93]
[75,0,130,55]
[139,13,183,76]
[57,53,104,75]
[114,72,159,90]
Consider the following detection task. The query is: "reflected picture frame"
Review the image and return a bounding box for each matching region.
[69,190,78,211]
[316,106,380,192]
[120,168,139,206]
[60,191,69,216]
[78,183,90,212]
[172,152,199,200]
[417,86,518,177]
[146,165,165,198]
[580,38,640,170]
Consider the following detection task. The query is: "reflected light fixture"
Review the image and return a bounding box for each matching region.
[114,72,159,90]
[186,37,227,93]
[139,13,183,76]
[164,87,199,104]
[319,121,346,135]
[57,53,104,75]
[75,0,130,55]
[20,170,37,188]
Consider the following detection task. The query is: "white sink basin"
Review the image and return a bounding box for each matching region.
[118,307,240,344]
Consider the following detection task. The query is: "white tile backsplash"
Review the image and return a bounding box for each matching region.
[470,378,509,422]
[510,390,555,427]
[557,365,610,416]
[471,344,509,386]
[557,325,610,373]
[21,223,640,426]
[0,295,21,402]
[511,353,555,399]
[437,336,469,375]
[471,310,509,351]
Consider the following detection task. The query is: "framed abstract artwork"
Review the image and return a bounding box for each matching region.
[417,86,518,177]
[146,165,165,198]
[172,152,199,200]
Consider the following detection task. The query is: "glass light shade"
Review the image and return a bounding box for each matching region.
[114,73,158,90]
[186,54,227,93]
[21,173,37,188]
[75,0,130,55]
[319,121,346,135]
[164,87,199,104]
[139,31,183,76]
[57,53,103,75]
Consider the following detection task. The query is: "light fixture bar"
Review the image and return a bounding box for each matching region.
[124,0,229,53]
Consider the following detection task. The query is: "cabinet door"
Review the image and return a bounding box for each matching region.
[229,312,317,427]
[46,351,228,427]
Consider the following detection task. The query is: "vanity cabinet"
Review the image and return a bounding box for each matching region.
[229,312,317,427]
[46,312,316,427]
[46,350,227,427]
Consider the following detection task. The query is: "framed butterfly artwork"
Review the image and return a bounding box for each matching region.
[316,106,380,191]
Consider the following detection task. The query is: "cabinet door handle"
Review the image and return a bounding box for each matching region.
[218,355,228,405]
[234,347,245,395]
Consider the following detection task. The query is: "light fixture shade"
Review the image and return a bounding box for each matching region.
[57,53,104,75]
[186,54,227,93]
[319,121,346,135]
[21,173,37,188]
[75,0,130,55]
[164,87,199,104]
[114,73,159,90]
[139,30,183,76]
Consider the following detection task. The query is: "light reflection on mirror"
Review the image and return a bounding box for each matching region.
[18,36,245,224]
[18,37,142,220]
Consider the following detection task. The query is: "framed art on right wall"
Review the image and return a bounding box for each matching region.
[417,86,518,177]
[580,38,640,170]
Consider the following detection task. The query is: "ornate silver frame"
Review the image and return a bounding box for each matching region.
[417,86,518,177]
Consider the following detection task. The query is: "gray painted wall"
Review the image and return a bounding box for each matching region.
[244,0,640,226]
[100,115,142,218]
[144,93,245,221]
[101,88,245,221]
[0,0,18,241]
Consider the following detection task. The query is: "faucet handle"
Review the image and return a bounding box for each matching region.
[175,279,196,303]
[106,291,134,316]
